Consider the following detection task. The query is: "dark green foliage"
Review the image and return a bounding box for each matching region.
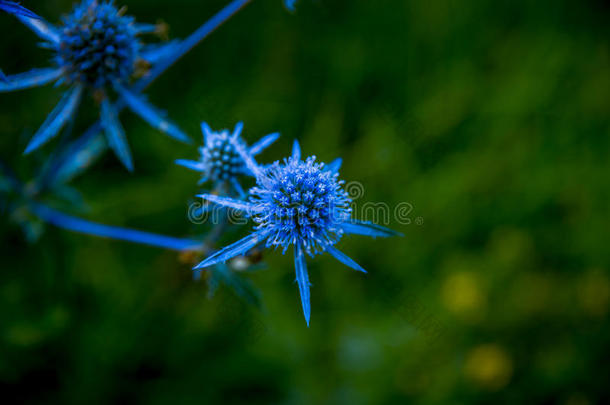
[0,0,608,403]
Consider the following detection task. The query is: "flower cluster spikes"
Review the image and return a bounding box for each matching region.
[0,1,39,19]
[195,140,401,326]
[176,122,279,196]
[56,0,138,88]
[0,0,188,170]
[250,149,352,255]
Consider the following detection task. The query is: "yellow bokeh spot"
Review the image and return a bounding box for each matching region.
[442,271,485,319]
[464,344,513,391]
[564,393,590,405]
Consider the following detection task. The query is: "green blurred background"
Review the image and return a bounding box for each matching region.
[1,0,609,403]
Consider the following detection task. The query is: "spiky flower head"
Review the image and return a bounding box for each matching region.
[1,0,190,170]
[176,122,279,195]
[56,0,139,88]
[195,140,401,326]
[202,124,247,183]
[250,154,352,255]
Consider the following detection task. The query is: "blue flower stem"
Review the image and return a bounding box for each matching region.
[39,122,104,189]
[203,186,230,245]
[136,0,253,91]
[30,203,202,251]
[191,183,234,278]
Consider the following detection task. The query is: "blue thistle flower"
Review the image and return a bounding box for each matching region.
[56,0,140,89]
[194,140,401,326]
[0,0,188,170]
[176,122,279,197]
[0,1,39,19]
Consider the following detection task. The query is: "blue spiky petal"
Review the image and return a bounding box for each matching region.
[24,85,84,154]
[294,243,311,326]
[0,0,40,19]
[0,68,63,92]
[100,98,132,171]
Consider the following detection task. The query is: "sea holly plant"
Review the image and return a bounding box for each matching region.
[195,140,402,326]
[1,0,402,325]
[0,0,191,170]
[25,0,254,181]
[1,0,191,170]
[177,121,282,306]
[176,121,280,197]
[1,0,262,300]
